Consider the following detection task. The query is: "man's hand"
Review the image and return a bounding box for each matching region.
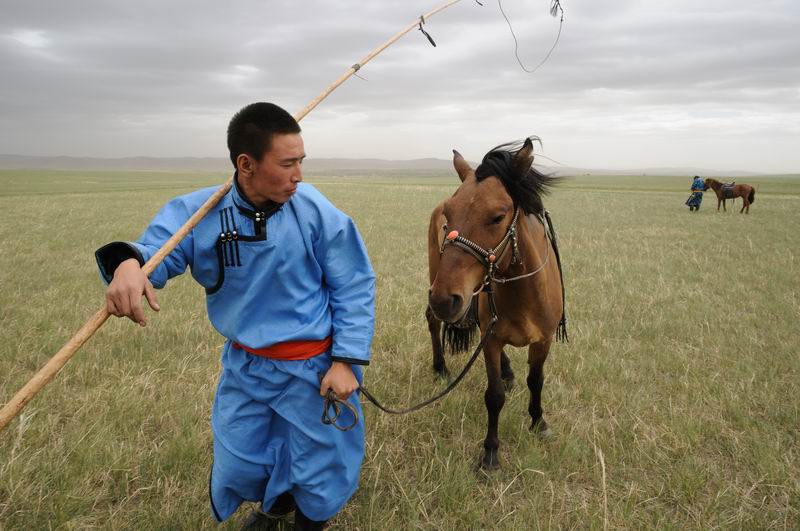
[319,361,359,400]
[106,258,160,327]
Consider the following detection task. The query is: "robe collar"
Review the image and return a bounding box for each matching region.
[231,171,283,222]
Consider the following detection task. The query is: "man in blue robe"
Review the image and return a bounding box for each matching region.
[685,175,705,211]
[95,102,375,530]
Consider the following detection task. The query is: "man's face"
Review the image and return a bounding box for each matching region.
[241,133,305,204]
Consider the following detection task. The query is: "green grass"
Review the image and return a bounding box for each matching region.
[1,170,799,530]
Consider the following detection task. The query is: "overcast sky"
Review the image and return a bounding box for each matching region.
[1,0,798,172]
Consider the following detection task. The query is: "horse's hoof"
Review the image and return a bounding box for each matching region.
[502,377,515,392]
[480,450,501,471]
[433,367,450,381]
[530,420,554,441]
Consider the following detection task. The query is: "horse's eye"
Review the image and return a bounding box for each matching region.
[491,215,505,225]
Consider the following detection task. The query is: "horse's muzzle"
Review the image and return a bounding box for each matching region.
[428,290,465,323]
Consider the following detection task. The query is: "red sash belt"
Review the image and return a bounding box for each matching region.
[233,336,332,361]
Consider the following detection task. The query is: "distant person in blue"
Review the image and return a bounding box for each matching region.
[685,175,705,211]
[95,102,376,530]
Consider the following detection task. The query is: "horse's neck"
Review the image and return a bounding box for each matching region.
[492,213,553,321]
[511,213,549,276]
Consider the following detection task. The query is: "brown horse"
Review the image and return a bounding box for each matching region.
[704,178,756,213]
[425,138,566,470]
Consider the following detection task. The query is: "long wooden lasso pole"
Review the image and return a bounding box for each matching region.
[0,0,466,433]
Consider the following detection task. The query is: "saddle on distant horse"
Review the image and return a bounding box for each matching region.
[722,182,736,199]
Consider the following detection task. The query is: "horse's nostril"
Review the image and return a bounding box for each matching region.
[450,294,463,314]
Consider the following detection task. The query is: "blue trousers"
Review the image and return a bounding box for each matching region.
[209,342,364,522]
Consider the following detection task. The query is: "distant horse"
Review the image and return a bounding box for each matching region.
[425,138,567,470]
[704,178,756,213]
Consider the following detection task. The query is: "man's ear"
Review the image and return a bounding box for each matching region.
[513,138,534,176]
[237,154,255,177]
[453,149,473,183]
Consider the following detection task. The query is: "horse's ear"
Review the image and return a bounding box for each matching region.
[513,138,534,176]
[452,149,472,182]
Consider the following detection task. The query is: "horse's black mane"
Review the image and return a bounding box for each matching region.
[474,137,559,215]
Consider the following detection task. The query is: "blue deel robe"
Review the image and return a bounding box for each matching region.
[95,175,376,522]
[686,177,705,208]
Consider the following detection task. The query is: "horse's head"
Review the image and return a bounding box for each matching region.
[429,138,553,323]
[703,178,714,191]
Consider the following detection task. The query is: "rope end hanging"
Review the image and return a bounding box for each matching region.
[418,16,437,47]
[499,0,565,74]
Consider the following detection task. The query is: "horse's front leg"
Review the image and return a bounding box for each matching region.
[717,196,721,211]
[481,338,506,470]
[528,339,554,440]
[500,349,515,390]
[425,305,448,379]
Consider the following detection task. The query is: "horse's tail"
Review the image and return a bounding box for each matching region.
[748,188,755,204]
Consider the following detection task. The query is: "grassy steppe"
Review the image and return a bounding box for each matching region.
[1,170,798,530]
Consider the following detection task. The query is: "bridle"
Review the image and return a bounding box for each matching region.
[441,207,522,275]
[440,206,553,294]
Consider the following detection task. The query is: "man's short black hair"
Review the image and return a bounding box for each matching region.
[227,102,301,168]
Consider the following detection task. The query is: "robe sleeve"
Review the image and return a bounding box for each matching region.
[313,210,376,366]
[95,196,195,288]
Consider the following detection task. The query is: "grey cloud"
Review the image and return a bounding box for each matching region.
[0,0,798,172]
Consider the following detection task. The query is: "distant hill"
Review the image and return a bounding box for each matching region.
[545,166,764,178]
[0,154,767,177]
[0,154,459,174]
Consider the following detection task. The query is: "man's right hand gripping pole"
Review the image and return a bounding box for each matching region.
[105,258,160,327]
